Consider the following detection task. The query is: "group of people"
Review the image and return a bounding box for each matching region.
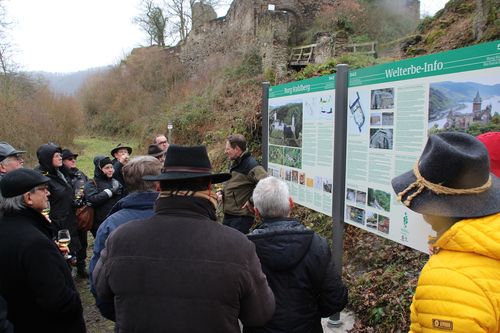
[0,130,499,333]
[0,133,348,333]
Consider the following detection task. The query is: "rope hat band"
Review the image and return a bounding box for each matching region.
[397,160,492,207]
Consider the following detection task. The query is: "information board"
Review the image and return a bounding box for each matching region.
[344,40,500,252]
[267,74,336,216]
[265,41,500,253]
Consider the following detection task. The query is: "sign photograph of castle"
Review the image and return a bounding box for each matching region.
[269,101,303,147]
[428,80,500,131]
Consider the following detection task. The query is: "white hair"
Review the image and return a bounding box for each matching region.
[0,192,26,216]
[252,176,290,218]
[0,156,15,167]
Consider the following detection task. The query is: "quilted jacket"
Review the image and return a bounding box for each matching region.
[409,212,500,333]
[223,151,267,217]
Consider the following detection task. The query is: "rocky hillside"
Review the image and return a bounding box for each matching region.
[401,0,500,57]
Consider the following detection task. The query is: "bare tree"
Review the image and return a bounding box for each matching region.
[134,0,168,46]
[135,0,228,46]
[0,0,15,75]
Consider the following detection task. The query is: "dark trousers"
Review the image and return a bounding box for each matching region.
[223,214,255,234]
[76,229,88,268]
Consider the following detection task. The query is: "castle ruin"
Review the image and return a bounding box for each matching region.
[176,0,421,76]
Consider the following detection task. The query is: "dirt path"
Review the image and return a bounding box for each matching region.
[77,236,115,332]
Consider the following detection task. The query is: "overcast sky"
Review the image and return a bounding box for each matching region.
[5,0,449,73]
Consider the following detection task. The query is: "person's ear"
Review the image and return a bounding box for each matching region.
[154,181,161,191]
[23,192,33,207]
[289,197,294,210]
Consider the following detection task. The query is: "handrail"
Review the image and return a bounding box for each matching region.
[288,40,377,67]
[346,41,377,55]
[289,44,316,65]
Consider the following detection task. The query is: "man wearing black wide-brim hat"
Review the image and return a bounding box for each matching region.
[391,132,500,332]
[93,145,275,332]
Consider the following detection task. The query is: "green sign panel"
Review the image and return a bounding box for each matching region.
[349,40,500,87]
[269,74,335,98]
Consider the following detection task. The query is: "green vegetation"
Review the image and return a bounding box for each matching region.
[72,136,140,176]
[368,188,391,212]
[294,54,381,81]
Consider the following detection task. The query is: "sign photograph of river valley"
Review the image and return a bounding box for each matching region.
[267,75,336,216]
[428,78,500,133]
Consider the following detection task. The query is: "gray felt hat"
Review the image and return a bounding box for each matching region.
[391,132,500,218]
[0,142,26,162]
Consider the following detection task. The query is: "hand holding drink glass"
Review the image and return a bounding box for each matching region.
[57,229,71,259]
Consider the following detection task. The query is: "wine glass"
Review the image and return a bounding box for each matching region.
[57,229,71,259]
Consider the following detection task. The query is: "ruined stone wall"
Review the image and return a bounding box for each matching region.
[179,0,257,74]
[192,2,217,30]
[253,0,329,28]
[256,11,290,78]
[179,0,329,75]
[178,0,421,76]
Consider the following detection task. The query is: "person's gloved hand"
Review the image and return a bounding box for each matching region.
[111,180,123,196]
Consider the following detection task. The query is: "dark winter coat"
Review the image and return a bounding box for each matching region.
[245,218,348,333]
[63,165,88,205]
[94,196,275,333]
[35,143,80,251]
[83,156,123,235]
[223,151,268,216]
[0,296,13,333]
[0,208,86,333]
[89,191,158,321]
[112,158,128,195]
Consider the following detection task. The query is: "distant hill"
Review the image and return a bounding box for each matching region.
[28,67,110,95]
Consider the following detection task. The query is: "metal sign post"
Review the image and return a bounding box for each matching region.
[261,82,270,170]
[328,64,349,326]
[167,121,173,144]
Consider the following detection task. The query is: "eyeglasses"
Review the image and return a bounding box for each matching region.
[66,157,76,161]
[158,141,168,145]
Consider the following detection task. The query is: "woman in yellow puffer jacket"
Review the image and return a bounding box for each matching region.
[392,132,500,333]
